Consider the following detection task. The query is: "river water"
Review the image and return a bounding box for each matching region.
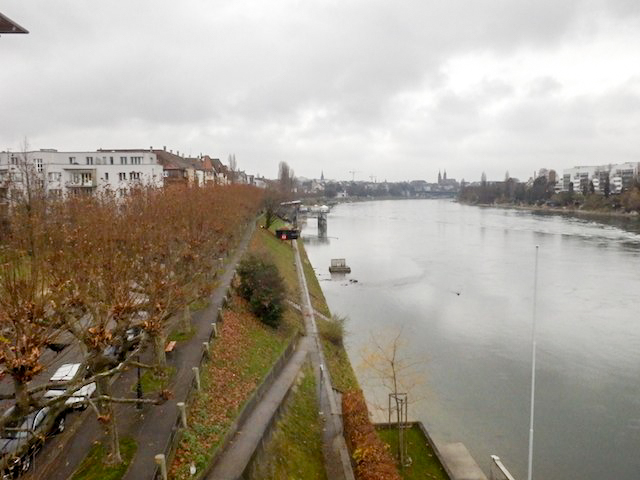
[301,199,640,480]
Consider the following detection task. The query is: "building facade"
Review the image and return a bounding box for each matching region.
[560,163,640,194]
[0,149,163,200]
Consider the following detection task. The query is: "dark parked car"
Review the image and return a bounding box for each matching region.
[0,406,65,478]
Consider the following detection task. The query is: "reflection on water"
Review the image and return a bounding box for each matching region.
[302,200,640,480]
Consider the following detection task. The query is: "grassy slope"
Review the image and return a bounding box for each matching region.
[296,238,359,392]
[248,364,327,480]
[376,426,449,480]
[169,220,303,479]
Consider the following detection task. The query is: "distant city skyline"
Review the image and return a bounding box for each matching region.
[2,1,640,183]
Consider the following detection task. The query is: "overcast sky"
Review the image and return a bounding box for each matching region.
[2,1,640,182]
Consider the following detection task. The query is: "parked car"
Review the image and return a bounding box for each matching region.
[0,406,64,478]
[43,364,95,410]
[103,327,146,363]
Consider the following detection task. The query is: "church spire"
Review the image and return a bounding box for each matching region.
[321,170,324,181]
[438,170,442,184]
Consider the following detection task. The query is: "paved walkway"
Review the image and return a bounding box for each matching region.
[123,223,256,480]
[204,337,311,479]
[291,241,355,480]
[439,442,488,480]
[204,239,354,480]
[29,222,256,480]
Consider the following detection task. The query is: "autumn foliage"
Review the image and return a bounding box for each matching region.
[0,183,263,465]
[342,390,402,480]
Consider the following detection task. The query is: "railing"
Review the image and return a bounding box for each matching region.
[490,455,517,480]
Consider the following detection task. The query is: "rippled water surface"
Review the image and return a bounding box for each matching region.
[301,200,640,480]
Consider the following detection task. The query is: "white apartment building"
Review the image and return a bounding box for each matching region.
[560,162,640,194]
[0,148,163,199]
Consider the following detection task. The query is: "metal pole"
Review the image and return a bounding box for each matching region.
[527,246,539,480]
[136,354,143,410]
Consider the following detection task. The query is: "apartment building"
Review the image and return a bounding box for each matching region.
[0,148,163,199]
[559,162,639,194]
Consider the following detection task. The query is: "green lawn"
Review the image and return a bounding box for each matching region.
[297,239,332,318]
[70,437,137,480]
[248,364,327,480]
[251,219,301,300]
[377,425,450,480]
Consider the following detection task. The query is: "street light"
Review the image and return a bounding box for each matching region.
[527,246,540,480]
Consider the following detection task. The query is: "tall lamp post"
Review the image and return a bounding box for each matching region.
[527,246,540,480]
[136,353,143,410]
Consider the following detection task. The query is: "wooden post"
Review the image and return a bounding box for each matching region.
[202,341,210,359]
[155,454,168,480]
[192,367,201,391]
[211,323,218,338]
[177,402,187,428]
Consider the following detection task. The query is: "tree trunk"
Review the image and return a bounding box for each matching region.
[181,305,191,332]
[153,332,167,367]
[13,377,29,416]
[96,376,122,464]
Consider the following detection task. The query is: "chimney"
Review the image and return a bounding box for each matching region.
[163,146,166,151]
[150,146,153,152]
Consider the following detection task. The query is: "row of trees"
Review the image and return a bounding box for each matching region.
[459,174,640,212]
[0,182,263,467]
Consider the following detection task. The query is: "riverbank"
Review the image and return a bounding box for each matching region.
[472,201,640,220]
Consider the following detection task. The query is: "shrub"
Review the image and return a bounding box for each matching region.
[237,254,285,328]
[318,314,346,347]
[342,390,401,480]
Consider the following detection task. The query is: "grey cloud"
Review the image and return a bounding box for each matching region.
[1,0,640,182]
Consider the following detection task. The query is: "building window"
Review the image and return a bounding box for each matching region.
[110,157,114,165]
[47,172,61,182]
[72,173,81,184]
[49,189,62,197]
[131,156,142,165]
[104,172,109,180]
[129,171,141,180]
[69,156,76,164]
[118,172,126,181]
[81,173,92,184]
[10,156,18,165]
[120,156,128,165]
[35,158,43,172]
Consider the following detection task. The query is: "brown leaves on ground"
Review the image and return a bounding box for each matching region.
[169,295,286,479]
[342,390,402,480]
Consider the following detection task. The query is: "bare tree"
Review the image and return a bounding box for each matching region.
[359,327,425,470]
[278,161,295,197]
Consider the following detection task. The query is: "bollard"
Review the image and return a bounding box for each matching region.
[192,367,201,391]
[155,454,168,480]
[202,341,210,359]
[217,308,223,323]
[177,402,188,428]
[211,322,218,338]
[218,257,224,269]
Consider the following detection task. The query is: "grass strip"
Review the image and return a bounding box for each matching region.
[70,437,137,480]
[248,364,327,480]
[168,296,299,479]
[377,425,450,480]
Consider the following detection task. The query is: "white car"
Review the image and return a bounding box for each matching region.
[43,364,96,409]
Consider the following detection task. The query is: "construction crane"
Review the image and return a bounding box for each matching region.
[348,170,360,181]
